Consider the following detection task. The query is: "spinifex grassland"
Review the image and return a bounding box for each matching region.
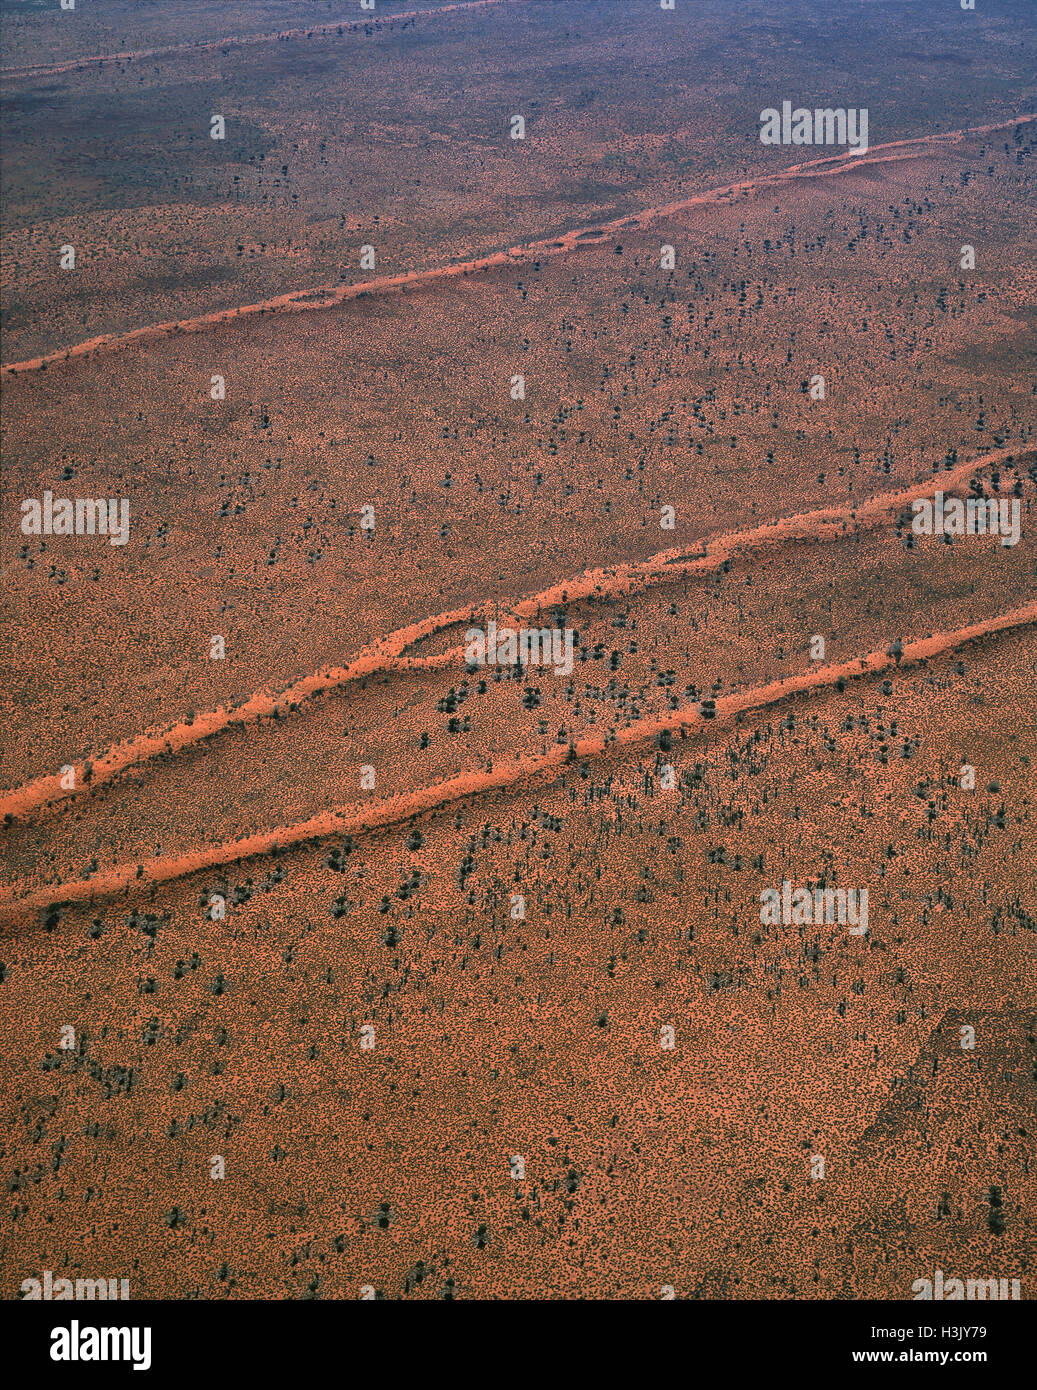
[2,0,1034,1300]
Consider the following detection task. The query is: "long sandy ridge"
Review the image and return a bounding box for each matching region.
[4,115,1033,378]
[1,601,1032,925]
[0,0,529,81]
[2,445,1028,826]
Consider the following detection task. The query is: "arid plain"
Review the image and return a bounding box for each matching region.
[1,0,1035,1300]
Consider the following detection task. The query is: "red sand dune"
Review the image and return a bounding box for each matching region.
[2,445,1026,826]
[4,116,1032,379]
[0,0,526,82]
[1,600,1032,925]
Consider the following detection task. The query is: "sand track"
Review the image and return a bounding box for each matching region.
[4,116,1032,379]
[2,445,1027,827]
[1,601,1031,925]
[0,0,527,82]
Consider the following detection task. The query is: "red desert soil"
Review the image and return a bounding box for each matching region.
[1,444,1028,825]
[4,116,1032,379]
[1,599,1032,923]
[2,1,1034,1305]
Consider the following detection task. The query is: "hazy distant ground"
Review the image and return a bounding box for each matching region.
[2,0,1035,360]
[1,0,1035,1302]
[0,0,475,67]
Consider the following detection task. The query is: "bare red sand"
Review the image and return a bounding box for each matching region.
[3,444,1025,826]
[1,600,1031,924]
[3,2,1034,1309]
[5,116,1032,379]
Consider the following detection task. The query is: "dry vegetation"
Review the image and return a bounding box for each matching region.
[1,0,1034,1301]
